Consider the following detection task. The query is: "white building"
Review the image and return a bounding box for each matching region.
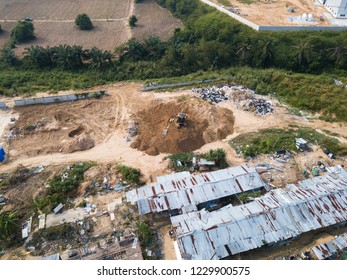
[324,0,347,18]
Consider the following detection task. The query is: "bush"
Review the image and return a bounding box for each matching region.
[201,148,228,168]
[35,162,94,212]
[230,127,347,157]
[116,164,141,184]
[75,14,93,30]
[129,15,138,28]
[10,21,35,43]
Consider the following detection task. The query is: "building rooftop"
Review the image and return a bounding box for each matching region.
[172,166,347,260]
[126,165,268,214]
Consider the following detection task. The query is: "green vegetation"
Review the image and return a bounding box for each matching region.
[236,0,256,4]
[75,13,93,30]
[10,21,35,43]
[34,162,94,212]
[116,164,141,184]
[166,148,228,171]
[129,15,138,28]
[238,191,262,203]
[230,127,347,157]
[217,0,231,5]
[166,151,194,171]
[136,221,153,247]
[0,211,20,241]
[0,0,347,121]
[202,148,229,169]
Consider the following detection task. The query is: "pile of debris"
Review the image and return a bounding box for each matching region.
[192,86,230,104]
[126,121,138,142]
[192,84,274,116]
[240,98,274,116]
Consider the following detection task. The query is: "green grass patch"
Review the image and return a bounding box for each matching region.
[230,127,347,157]
[34,162,95,213]
[165,148,228,171]
[236,0,256,3]
[116,164,141,184]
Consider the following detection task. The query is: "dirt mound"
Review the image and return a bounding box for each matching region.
[64,134,96,153]
[130,99,234,155]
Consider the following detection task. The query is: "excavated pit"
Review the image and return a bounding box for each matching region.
[130,99,235,155]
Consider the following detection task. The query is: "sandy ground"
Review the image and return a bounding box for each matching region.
[160,225,176,260]
[0,82,346,182]
[212,0,329,26]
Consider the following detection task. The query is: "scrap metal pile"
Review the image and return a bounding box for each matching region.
[192,84,274,116]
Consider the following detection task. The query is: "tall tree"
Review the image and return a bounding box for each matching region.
[75,14,93,30]
[1,47,17,66]
[10,21,35,43]
[236,41,252,65]
[328,45,346,67]
[293,41,313,67]
[257,39,274,67]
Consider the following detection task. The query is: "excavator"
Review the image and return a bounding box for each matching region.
[162,113,188,136]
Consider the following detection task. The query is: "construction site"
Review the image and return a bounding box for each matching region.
[0,81,346,260]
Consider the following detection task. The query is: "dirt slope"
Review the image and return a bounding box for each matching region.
[130,98,235,155]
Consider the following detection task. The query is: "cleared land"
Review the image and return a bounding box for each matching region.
[0,0,180,51]
[13,21,129,54]
[213,0,329,26]
[132,0,182,41]
[0,0,131,20]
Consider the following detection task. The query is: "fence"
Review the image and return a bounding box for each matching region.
[141,78,222,91]
[13,91,107,107]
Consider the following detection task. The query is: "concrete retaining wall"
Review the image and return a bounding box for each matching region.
[0,102,9,109]
[142,78,221,91]
[14,91,107,107]
[200,0,347,31]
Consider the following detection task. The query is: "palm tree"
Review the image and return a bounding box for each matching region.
[293,41,313,67]
[236,41,252,65]
[0,211,19,240]
[257,39,274,67]
[24,45,53,68]
[88,48,113,69]
[327,45,346,66]
[1,47,17,66]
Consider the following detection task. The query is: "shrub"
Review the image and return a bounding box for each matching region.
[10,21,35,43]
[129,15,138,28]
[75,14,93,30]
[116,164,141,184]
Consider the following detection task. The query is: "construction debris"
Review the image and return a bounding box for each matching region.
[240,98,274,116]
[192,84,274,116]
[295,138,310,152]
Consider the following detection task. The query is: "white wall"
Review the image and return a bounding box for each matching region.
[325,0,347,18]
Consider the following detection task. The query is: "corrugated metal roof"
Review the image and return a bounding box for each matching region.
[172,166,347,260]
[126,165,267,214]
[312,233,347,260]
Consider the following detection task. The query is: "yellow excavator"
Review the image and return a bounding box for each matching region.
[162,113,189,136]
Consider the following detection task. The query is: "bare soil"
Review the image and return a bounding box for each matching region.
[212,0,329,26]
[130,98,235,155]
[13,21,130,54]
[0,0,131,20]
[132,0,182,41]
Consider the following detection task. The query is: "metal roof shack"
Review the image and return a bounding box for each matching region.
[126,165,268,215]
[311,233,347,260]
[172,166,347,260]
